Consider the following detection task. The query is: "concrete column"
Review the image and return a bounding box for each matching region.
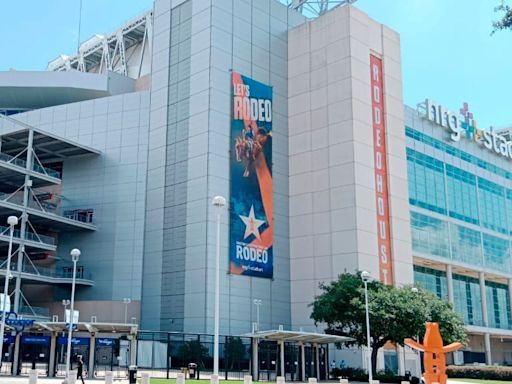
[508,279,512,324]
[12,334,20,375]
[252,338,259,380]
[324,346,329,379]
[130,336,137,366]
[14,129,34,313]
[48,332,57,377]
[280,340,285,378]
[479,272,489,327]
[88,334,96,377]
[300,343,305,381]
[446,264,454,304]
[314,344,320,380]
[396,345,405,376]
[484,333,492,366]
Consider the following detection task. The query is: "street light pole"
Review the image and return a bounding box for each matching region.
[212,196,226,378]
[123,298,132,324]
[361,271,372,384]
[62,299,70,321]
[253,299,262,332]
[65,248,81,384]
[0,216,18,367]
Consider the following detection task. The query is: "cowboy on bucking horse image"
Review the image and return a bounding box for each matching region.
[235,126,272,177]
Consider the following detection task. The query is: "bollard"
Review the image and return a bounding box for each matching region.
[28,369,38,384]
[68,371,77,384]
[339,379,349,384]
[244,375,253,384]
[277,376,286,384]
[210,373,219,384]
[105,371,114,384]
[308,378,317,384]
[142,372,150,384]
[177,372,186,384]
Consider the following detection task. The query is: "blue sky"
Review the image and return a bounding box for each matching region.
[1,0,510,127]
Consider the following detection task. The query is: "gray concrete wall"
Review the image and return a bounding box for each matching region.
[12,91,150,314]
[142,0,305,334]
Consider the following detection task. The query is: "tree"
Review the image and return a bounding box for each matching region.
[492,1,512,33]
[310,272,467,376]
[178,340,209,368]
[224,337,247,370]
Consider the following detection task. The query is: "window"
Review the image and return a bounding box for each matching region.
[413,266,447,299]
[453,274,483,326]
[450,224,482,266]
[407,149,446,214]
[446,165,479,225]
[482,233,511,273]
[478,178,507,234]
[410,212,450,258]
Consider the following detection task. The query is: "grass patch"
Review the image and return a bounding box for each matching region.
[450,379,512,384]
[149,380,244,384]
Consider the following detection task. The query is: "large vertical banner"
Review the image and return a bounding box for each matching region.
[230,72,273,278]
[370,55,394,285]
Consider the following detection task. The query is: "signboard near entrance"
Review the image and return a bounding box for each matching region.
[57,336,90,346]
[96,338,115,347]
[21,335,50,345]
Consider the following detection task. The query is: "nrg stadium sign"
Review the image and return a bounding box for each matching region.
[420,99,512,160]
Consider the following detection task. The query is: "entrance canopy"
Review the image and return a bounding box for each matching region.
[246,329,353,344]
[26,321,138,335]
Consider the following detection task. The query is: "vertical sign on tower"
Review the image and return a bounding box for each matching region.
[370,55,394,285]
[230,72,273,278]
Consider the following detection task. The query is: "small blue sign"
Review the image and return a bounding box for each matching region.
[3,312,35,334]
[57,336,90,346]
[21,335,50,345]
[3,335,15,344]
[96,338,114,347]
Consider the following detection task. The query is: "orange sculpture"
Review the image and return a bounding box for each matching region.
[404,322,463,384]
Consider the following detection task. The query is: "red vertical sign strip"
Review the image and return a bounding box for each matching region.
[370,55,394,285]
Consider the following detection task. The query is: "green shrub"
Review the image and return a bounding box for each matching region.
[447,365,512,380]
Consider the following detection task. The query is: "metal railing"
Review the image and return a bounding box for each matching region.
[0,224,55,246]
[0,151,60,179]
[22,264,92,281]
[0,261,92,282]
[0,190,94,225]
[18,304,50,319]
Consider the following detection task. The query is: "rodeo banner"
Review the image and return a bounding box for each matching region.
[230,72,273,278]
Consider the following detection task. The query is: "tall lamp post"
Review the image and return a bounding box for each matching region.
[361,271,372,383]
[253,299,262,332]
[0,216,18,367]
[212,195,226,378]
[62,299,70,321]
[65,248,81,384]
[123,298,131,324]
[410,287,421,376]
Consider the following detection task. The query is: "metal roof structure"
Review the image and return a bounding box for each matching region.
[246,329,354,344]
[47,11,152,79]
[282,0,358,17]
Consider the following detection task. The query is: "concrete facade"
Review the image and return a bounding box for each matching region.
[288,4,412,331]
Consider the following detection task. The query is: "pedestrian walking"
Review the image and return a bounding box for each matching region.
[77,355,85,384]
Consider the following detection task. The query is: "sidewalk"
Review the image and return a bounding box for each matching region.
[0,378,129,384]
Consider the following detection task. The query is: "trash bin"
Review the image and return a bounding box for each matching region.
[128,365,137,384]
[188,363,197,379]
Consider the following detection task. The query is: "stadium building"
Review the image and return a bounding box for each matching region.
[0,0,510,378]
